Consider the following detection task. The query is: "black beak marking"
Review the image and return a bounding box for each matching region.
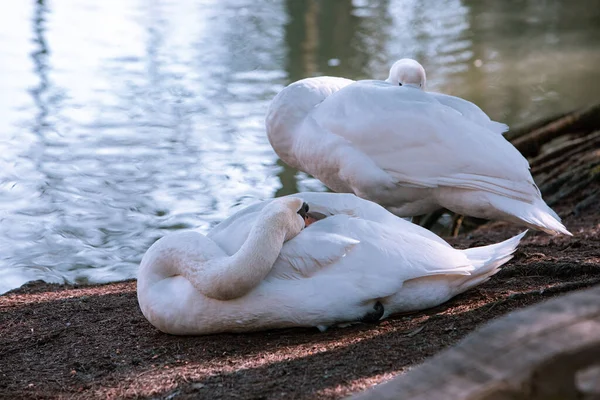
[297,202,309,218]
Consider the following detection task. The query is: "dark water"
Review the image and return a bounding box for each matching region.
[0,0,598,293]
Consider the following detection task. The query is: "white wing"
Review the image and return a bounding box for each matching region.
[207,193,480,300]
[308,82,537,202]
[270,216,360,279]
[268,214,476,299]
[208,192,451,256]
[428,92,509,134]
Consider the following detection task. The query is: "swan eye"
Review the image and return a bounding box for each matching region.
[398,83,402,86]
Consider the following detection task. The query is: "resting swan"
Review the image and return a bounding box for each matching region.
[266,59,570,236]
[137,193,525,335]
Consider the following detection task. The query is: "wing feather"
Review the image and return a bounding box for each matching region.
[310,82,537,202]
[271,222,360,280]
[429,92,509,134]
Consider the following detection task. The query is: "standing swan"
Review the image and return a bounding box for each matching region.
[137,193,526,335]
[266,60,570,235]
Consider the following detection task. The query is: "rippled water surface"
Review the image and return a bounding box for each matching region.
[0,0,598,293]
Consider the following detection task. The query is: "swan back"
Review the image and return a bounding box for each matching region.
[208,192,452,255]
[266,76,354,168]
[385,58,426,89]
[309,82,534,197]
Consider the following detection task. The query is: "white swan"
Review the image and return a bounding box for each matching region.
[137,192,526,335]
[265,60,570,236]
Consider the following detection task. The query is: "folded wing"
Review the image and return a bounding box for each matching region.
[429,92,509,134]
[310,82,538,203]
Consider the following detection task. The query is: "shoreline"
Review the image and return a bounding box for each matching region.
[1,205,599,399]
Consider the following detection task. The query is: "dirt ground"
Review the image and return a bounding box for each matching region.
[1,202,599,400]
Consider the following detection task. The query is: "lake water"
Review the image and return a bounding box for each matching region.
[0,0,598,294]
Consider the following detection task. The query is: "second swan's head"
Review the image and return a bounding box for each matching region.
[385,58,426,89]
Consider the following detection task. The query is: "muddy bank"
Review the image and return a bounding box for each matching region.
[1,203,599,400]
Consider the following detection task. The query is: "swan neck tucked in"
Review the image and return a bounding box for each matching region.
[232,213,287,275]
[204,210,289,300]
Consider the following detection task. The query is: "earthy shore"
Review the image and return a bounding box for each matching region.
[1,202,599,400]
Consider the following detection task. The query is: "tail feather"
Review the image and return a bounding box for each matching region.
[489,121,509,135]
[457,231,527,292]
[489,196,571,236]
[515,201,571,236]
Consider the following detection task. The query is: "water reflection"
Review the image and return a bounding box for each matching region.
[284,0,394,81]
[0,0,597,293]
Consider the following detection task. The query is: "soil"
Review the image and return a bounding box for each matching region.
[1,203,599,400]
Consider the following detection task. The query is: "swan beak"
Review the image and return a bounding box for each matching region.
[297,202,309,219]
[304,211,327,227]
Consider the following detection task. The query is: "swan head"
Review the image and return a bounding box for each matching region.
[266,197,308,241]
[385,58,426,89]
[290,199,327,227]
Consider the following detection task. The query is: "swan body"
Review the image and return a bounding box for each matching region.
[266,60,570,235]
[137,193,525,335]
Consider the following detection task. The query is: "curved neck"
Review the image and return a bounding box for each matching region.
[200,212,289,301]
[266,77,353,168]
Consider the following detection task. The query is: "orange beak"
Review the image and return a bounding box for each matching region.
[304,215,318,227]
[303,211,327,227]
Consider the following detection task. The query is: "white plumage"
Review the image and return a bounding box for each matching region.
[137,193,525,335]
[265,59,569,235]
[384,58,508,134]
